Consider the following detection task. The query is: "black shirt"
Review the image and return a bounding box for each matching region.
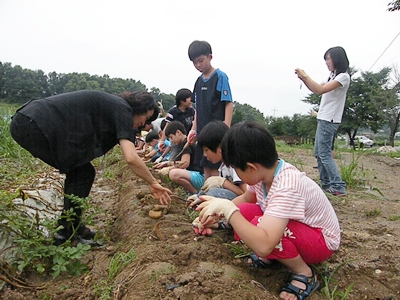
[165,106,195,135]
[17,90,135,172]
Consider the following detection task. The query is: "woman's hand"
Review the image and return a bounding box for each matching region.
[149,182,172,205]
[295,68,308,80]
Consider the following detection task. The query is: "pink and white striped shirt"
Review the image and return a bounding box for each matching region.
[247,161,340,251]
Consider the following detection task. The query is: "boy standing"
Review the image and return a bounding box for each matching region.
[196,121,340,300]
[187,40,234,180]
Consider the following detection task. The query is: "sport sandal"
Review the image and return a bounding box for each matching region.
[280,268,320,300]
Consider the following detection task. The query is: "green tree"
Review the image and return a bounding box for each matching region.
[64,73,101,92]
[386,65,400,146]
[231,101,268,127]
[388,0,400,11]
[159,93,175,114]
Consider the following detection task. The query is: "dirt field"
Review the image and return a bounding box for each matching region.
[1,148,399,300]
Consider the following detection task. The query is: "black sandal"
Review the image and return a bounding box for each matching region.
[216,220,232,230]
[245,253,271,268]
[280,268,320,300]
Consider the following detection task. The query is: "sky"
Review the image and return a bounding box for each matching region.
[1,0,399,118]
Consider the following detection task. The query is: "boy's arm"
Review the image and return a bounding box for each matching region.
[169,153,190,169]
[159,122,168,143]
[222,181,247,196]
[191,109,197,132]
[144,149,157,159]
[224,102,233,127]
[154,145,171,163]
[188,110,197,143]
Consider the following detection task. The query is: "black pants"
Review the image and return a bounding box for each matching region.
[10,113,96,238]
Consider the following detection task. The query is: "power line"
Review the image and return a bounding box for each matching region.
[368,30,400,72]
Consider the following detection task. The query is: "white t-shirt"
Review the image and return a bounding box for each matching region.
[247,161,340,251]
[218,163,242,185]
[151,118,165,134]
[317,72,350,123]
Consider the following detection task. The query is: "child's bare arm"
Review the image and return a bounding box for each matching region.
[223,180,247,196]
[224,102,234,127]
[171,153,190,169]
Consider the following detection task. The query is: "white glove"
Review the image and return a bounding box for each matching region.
[201,176,226,193]
[186,194,198,205]
[157,167,170,176]
[192,216,217,236]
[187,194,205,210]
[198,195,239,224]
[155,156,163,164]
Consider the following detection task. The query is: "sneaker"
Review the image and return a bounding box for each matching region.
[53,232,69,246]
[77,225,97,239]
[71,235,99,247]
[325,187,346,197]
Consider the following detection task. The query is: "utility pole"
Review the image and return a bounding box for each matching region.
[271,107,278,117]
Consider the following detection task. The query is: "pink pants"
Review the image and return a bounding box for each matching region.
[235,203,333,265]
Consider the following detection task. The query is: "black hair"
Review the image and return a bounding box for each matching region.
[145,131,159,143]
[221,121,278,171]
[188,40,212,61]
[324,46,350,76]
[197,120,229,152]
[165,121,186,136]
[175,88,192,106]
[118,91,159,124]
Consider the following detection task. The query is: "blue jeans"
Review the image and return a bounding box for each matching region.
[314,119,346,193]
[198,188,237,200]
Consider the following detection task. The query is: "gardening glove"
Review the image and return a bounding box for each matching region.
[187,130,197,144]
[197,195,239,225]
[201,176,226,193]
[157,167,170,176]
[192,217,215,236]
[187,194,205,210]
[155,156,164,164]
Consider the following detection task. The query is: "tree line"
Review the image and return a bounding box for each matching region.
[1,61,399,146]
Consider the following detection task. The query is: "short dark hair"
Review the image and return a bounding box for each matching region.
[188,40,212,61]
[145,131,159,143]
[221,121,278,171]
[175,88,192,106]
[197,120,229,152]
[118,91,159,124]
[324,46,349,75]
[165,121,186,136]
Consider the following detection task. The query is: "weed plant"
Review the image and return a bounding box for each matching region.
[0,193,93,279]
[108,249,136,280]
[93,279,113,300]
[319,262,354,300]
[339,150,368,189]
